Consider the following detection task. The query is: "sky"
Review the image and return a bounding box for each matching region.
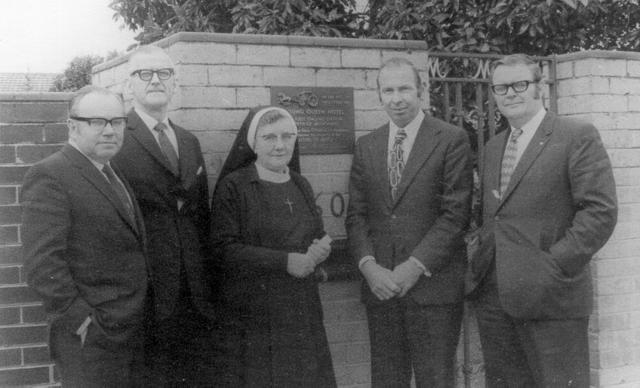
[0,0,138,74]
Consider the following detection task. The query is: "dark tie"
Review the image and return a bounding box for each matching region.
[102,164,135,224]
[154,122,179,175]
[499,128,524,196]
[389,129,407,201]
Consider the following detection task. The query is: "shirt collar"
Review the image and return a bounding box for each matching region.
[390,110,424,137]
[135,108,170,132]
[516,108,546,134]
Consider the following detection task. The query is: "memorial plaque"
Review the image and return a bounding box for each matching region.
[271,86,354,155]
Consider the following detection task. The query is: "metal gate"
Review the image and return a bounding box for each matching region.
[426,52,558,388]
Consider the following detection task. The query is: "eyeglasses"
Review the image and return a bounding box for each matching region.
[70,116,128,131]
[491,80,534,95]
[260,133,297,144]
[130,68,174,81]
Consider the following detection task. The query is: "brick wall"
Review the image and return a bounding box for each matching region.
[555,50,640,387]
[0,92,71,387]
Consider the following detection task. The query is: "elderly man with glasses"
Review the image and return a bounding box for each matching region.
[22,86,149,387]
[111,45,218,386]
[466,53,618,387]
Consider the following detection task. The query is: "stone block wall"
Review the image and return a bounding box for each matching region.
[556,50,640,387]
[0,92,71,387]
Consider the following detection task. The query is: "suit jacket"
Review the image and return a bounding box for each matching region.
[22,145,148,354]
[111,109,213,321]
[346,114,473,306]
[467,111,618,319]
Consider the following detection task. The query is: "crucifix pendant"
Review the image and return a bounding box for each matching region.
[284,198,293,214]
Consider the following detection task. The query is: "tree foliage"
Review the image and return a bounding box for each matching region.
[109,0,640,54]
[50,55,105,92]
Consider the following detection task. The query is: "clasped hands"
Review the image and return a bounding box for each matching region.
[287,235,332,278]
[361,258,423,300]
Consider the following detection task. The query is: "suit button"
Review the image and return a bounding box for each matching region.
[494,216,500,221]
[391,214,397,219]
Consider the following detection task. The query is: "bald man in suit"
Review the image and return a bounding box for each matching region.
[22,86,148,387]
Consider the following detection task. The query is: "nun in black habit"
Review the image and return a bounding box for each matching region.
[210,106,336,387]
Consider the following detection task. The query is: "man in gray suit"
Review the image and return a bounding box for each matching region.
[346,57,472,387]
[22,86,148,387]
[467,54,618,386]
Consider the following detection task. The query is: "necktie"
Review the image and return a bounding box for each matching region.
[389,129,407,201]
[499,128,524,196]
[154,122,179,175]
[102,164,135,224]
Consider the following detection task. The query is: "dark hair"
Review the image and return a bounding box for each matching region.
[377,57,424,95]
[490,54,543,83]
[68,85,123,117]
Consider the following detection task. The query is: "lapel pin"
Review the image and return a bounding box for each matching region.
[492,189,501,200]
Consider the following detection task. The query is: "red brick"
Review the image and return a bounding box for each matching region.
[0,307,20,325]
[0,187,18,205]
[0,324,48,346]
[0,285,41,305]
[0,146,16,163]
[0,205,21,225]
[0,348,21,367]
[23,346,51,364]
[0,365,51,386]
[0,266,20,284]
[0,102,68,123]
[0,124,44,144]
[0,245,22,264]
[22,305,47,324]
[0,225,19,244]
[0,165,30,184]
[43,123,68,144]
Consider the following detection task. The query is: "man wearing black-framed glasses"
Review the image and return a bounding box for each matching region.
[111,45,218,386]
[22,86,148,387]
[467,54,618,387]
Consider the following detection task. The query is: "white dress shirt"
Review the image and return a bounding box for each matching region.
[136,108,180,157]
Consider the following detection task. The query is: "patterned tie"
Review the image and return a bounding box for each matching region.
[389,129,407,201]
[102,164,135,224]
[499,128,524,196]
[154,122,179,175]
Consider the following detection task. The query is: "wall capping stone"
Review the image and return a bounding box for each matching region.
[0,93,74,102]
[557,50,640,62]
[93,31,429,73]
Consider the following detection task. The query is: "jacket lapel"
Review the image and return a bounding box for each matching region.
[498,112,554,207]
[370,125,393,209]
[394,117,439,206]
[62,145,139,235]
[128,110,179,176]
[173,121,197,190]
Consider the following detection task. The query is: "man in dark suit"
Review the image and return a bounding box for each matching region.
[346,57,473,387]
[111,45,215,386]
[22,86,148,387]
[467,54,618,386]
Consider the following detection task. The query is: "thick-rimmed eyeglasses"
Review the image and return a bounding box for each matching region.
[491,80,534,95]
[260,133,297,144]
[130,68,174,81]
[70,116,128,131]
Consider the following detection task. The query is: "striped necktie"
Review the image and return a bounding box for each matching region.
[389,129,407,201]
[154,122,179,175]
[499,128,524,196]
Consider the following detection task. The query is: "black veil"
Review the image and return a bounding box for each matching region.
[216,106,301,187]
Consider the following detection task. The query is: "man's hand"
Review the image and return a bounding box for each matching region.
[306,236,332,265]
[390,258,424,297]
[361,260,401,301]
[287,253,316,278]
